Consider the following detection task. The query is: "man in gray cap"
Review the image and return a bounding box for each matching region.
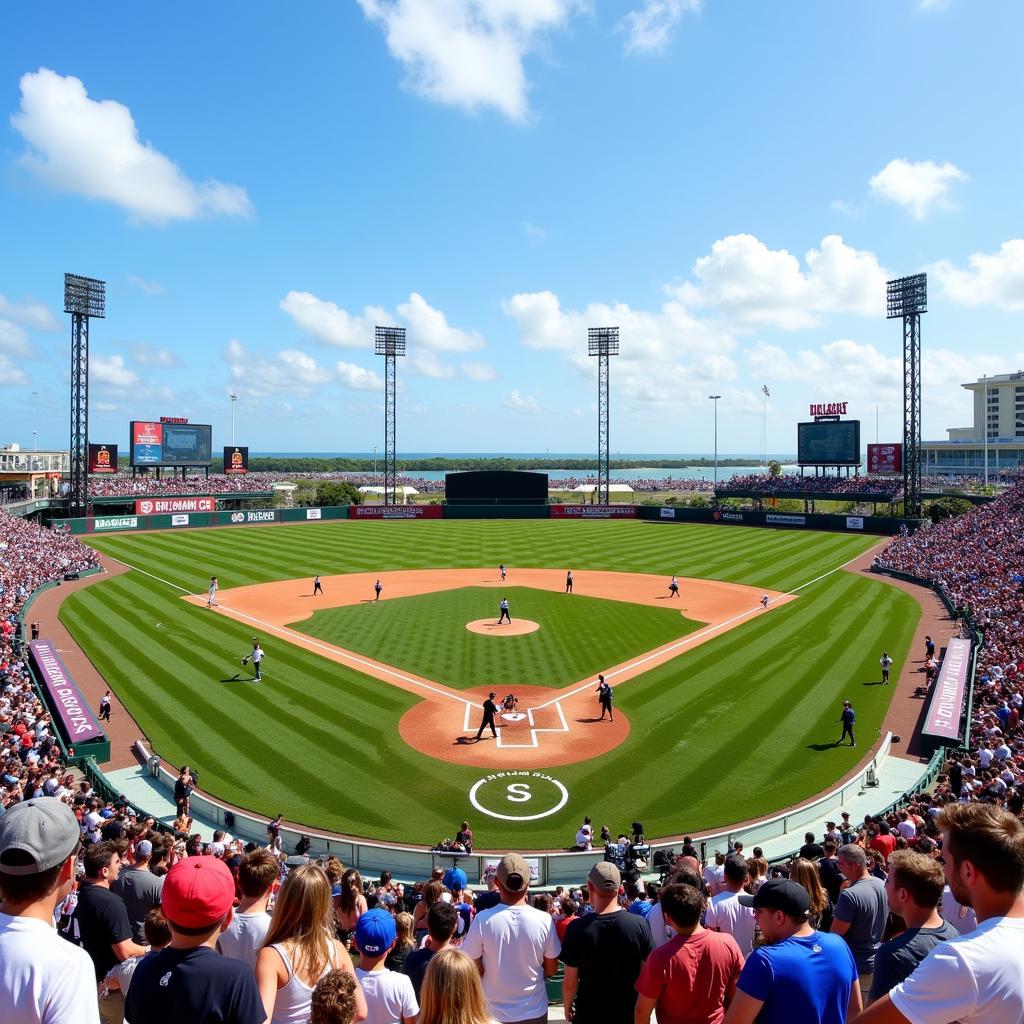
[0,796,100,1023]
[461,852,561,1023]
[112,839,163,945]
[560,861,654,1023]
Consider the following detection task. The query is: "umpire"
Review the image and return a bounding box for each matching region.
[475,692,499,741]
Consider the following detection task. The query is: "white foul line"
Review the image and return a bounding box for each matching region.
[104,554,474,708]
[530,546,873,711]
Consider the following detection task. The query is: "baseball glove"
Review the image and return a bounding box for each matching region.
[242,657,249,666]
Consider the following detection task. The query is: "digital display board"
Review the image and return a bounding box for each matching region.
[88,444,118,474]
[223,446,249,475]
[867,443,902,475]
[797,420,861,466]
[130,421,212,467]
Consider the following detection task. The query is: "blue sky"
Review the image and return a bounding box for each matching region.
[2,0,1022,456]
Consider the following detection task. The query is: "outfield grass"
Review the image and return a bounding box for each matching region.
[295,586,702,690]
[61,520,920,849]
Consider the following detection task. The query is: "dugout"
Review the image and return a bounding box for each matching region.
[445,470,548,505]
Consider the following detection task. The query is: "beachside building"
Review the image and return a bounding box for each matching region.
[922,371,1024,477]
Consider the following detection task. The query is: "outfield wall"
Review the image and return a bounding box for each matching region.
[52,503,920,534]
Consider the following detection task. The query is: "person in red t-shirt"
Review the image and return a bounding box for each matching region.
[555,896,578,942]
[868,825,897,864]
[635,882,743,1024]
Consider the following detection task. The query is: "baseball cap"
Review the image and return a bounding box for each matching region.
[136,839,153,858]
[0,797,79,875]
[588,861,620,893]
[162,855,236,929]
[738,879,811,917]
[443,866,468,891]
[496,852,530,892]
[209,842,226,858]
[356,908,397,955]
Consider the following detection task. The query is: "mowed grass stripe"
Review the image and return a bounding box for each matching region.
[66,520,910,847]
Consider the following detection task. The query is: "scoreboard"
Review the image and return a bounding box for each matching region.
[797,420,861,467]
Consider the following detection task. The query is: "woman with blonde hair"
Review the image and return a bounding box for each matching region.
[386,912,416,973]
[255,864,367,1024]
[788,857,832,930]
[417,948,496,1024]
[335,868,367,946]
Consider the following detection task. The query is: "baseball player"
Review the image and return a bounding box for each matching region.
[498,597,511,624]
[499,563,507,581]
[313,575,324,597]
[475,692,499,741]
[242,638,265,681]
[760,594,770,610]
[207,576,219,608]
[374,579,383,601]
[880,651,893,684]
[669,576,680,598]
[565,570,574,594]
[596,675,614,722]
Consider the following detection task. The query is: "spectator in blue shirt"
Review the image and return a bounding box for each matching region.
[723,879,860,1024]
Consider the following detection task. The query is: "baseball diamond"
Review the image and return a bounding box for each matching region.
[59,517,920,850]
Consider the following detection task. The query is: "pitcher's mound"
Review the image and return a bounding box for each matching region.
[466,618,539,636]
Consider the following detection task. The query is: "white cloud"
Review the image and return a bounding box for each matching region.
[620,0,701,54]
[397,292,484,352]
[409,348,457,379]
[462,360,498,381]
[127,274,166,295]
[523,220,546,241]
[11,68,253,224]
[355,0,577,120]
[0,320,33,357]
[671,233,889,329]
[0,355,29,387]
[94,401,118,413]
[91,354,139,390]
[930,240,1024,311]
[224,338,332,399]
[869,158,966,219]
[336,361,384,391]
[130,341,181,367]
[0,293,57,331]
[279,291,382,348]
[502,388,542,414]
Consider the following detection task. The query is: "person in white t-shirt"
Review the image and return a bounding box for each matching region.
[703,851,727,896]
[217,848,278,967]
[460,852,560,1024]
[705,855,757,954]
[574,818,594,851]
[856,802,1024,1024]
[0,797,100,1024]
[354,909,417,1024]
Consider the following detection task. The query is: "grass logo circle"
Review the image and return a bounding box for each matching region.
[469,771,569,821]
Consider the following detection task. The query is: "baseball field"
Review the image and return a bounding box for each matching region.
[59,519,920,850]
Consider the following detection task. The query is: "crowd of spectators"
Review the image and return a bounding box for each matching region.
[719,473,903,499]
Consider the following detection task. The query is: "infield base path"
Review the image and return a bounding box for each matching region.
[184,568,793,768]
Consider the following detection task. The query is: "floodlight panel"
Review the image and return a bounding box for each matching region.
[64,273,106,317]
[588,326,620,356]
[886,273,927,318]
[374,325,407,356]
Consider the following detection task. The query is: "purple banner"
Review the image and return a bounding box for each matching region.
[29,640,104,743]
[922,637,972,741]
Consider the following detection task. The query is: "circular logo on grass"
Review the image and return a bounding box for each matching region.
[468,772,569,821]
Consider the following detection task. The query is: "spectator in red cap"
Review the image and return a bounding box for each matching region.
[125,855,265,1024]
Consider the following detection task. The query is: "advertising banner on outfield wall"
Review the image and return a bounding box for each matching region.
[88,444,118,474]
[172,514,189,526]
[846,516,864,530]
[922,637,972,742]
[550,505,638,519]
[660,508,676,519]
[350,505,443,519]
[227,510,278,524]
[91,516,139,532]
[135,497,215,514]
[29,640,105,743]
[766,514,806,526]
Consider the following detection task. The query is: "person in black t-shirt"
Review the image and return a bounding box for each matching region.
[74,842,149,990]
[817,841,844,905]
[798,832,825,861]
[560,862,654,1023]
[403,901,459,1000]
[126,855,264,1024]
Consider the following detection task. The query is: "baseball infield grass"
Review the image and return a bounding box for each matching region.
[296,587,702,690]
[62,520,920,849]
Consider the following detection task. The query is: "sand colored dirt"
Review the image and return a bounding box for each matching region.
[466,618,540,636]
[184,568,792,768]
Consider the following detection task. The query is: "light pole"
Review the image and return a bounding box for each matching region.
[229,392,238,447]
[761,385,770,469]
[708,395,721,485]
[32,430,37,452]
[372,444,378,481]
[983,374,989,486]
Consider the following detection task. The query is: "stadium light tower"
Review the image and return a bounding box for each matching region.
[886,273,927,518]
[64,273,105,518]
[375,326,406,506]
[709,395,722,485]
[230,392,238,447]
[588,327,619,505]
